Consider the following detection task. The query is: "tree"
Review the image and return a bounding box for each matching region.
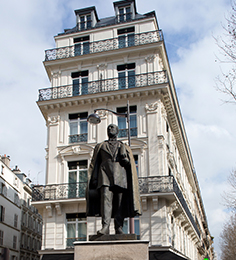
[220,213,236,259]
[223,170,236,211]
[215,1,236,103]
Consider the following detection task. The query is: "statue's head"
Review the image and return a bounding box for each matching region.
[107,124,119,138]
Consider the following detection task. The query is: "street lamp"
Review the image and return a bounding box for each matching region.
[87,100,134,234]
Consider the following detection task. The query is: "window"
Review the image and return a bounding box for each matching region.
[123,217,140,239]
[74,36,90,56]
[69,112,88,143]
[117,63,135,89]
[71,70,89,96]
[14,193,19,205]
[66,213,87,247]
[13,235,17,249]
[14,214,18,228]
[133,155,139,177]
[1,165,4,175]
[118,27,135,48]
[119,6,132,22]
[0,206,5,222]
[0,230,3,245]
[117,105,137,138]
[79,14,92,30]
[0,182,7,196]
[68,160,88,198]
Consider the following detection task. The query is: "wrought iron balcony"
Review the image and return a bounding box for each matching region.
[45,30,163,61]
[118,127,137,138]
[32,175,200,238]
[69,133,88,143]
[38,70,168,101]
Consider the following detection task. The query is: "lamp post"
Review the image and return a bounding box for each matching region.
[87,100,135,234]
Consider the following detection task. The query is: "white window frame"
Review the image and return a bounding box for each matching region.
[79,14,92,30]
[118,6,132,22]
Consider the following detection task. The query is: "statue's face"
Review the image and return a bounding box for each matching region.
[107,124,118,138]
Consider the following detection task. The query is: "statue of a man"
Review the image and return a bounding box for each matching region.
[86,124,141,235]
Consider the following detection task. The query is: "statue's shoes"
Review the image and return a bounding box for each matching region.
[115,227,125,235]
[97,226,109,235]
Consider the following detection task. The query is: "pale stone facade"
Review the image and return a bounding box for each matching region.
[32,1,215,259]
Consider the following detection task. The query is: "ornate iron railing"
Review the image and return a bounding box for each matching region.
[38,71,168,101]
[69,133,88,143]
[118,127,137,138]
[45,30,163,61]
[32,176,199,238]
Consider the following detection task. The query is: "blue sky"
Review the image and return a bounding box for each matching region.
[0,0,234,257]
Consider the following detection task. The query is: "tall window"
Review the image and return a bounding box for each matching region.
[0,206,5,222]
[79,14,92,30]
[68,160,88,198]
[117,63,135,89]
[118,27,135,49]
[123,217,140,239]
[134,155,139,177]
[117,105,137,138]
[14,214,18,228]
[13,235,17,249]
[74,36,90,56]
[69,112,88,143]
[0,230,3,245]
[119,6,132,22]
[71,70,89,96]
[66,213,87,247]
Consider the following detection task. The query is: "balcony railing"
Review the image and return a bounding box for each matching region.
[32,175,200,238]
[118,127,137,138]
[38,71,168,101]
[45,30,163,61]
[69,133,88,143]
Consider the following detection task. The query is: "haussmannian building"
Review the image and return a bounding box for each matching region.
[31,1,215,259]
[0,156,42,260]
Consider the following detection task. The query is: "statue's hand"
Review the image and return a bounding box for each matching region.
[120,157,130,167]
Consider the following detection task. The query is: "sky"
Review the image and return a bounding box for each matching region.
[0,0,234,257]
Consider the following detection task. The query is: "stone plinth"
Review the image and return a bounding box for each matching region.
[74,240,149,260]
[89,233,137,241]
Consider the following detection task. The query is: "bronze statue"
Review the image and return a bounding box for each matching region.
[86,124,141,235]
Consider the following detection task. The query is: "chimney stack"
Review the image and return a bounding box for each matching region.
[1,154,10,168]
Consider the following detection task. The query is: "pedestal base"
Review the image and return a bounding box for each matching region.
[74,240,149,260]
[89,233,137,241]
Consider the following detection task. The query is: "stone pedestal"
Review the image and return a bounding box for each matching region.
[74,240,149,260]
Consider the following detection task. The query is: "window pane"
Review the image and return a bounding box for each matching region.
[74,43,81,56]
[134,218,140,239]
[81,77,88,95]
[73,79,80,96]
[126,7,131,21]
[67,223,76,238]
[128,33,135,47]
[69,171,77,198]
[118,35,126,49]
[118,72,126,89]
[118,117,126,130]
[83,42,90,55]
[78,222,87,241]
[70,121,78,135]
[122,219,128,234]
[130,114,137,128]
[80,120,88,134]
[128,70,135,88]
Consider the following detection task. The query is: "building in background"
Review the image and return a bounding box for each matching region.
[32,0,215,259]
[0,156,42,260]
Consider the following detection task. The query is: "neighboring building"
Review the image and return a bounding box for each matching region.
[0,156,42,260]
[32,1,215,259]
[0,156,21,260]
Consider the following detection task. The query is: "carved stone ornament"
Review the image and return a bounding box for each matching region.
[97,110,108,119]
[145,54,156,63]
[47,115,60,126]
[72,146,81,154]
[46,204,52,218]
[97,63,107,70]
[145,101,158,113]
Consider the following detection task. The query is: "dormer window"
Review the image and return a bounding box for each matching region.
[80,14,92,30]
[119,6,132,22]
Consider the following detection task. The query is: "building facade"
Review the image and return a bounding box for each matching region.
[0,156,42,260]
[32,1,215,259]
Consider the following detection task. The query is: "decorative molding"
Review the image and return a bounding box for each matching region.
[47,115,60,126]
[97,63,107,70]
[145,101,158,113]
[55,203,62,216]
[46,204,52,218]
[72,146,81,154]
[152,196,158,211]
[145,54,156,63]
[157,135,165,149]
[141,197,147,211]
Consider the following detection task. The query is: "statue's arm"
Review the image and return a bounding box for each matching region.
[89,144,101,188]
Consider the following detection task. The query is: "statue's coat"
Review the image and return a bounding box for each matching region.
[86,141,142,218]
